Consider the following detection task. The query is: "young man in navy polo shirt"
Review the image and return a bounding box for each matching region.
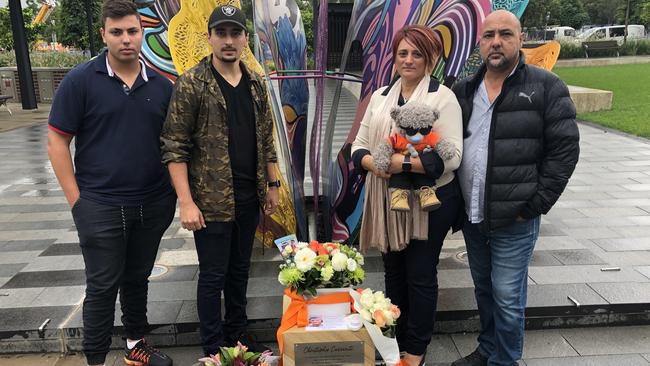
[47,1,175,365]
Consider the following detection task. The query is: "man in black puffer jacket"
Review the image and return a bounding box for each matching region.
[451,10,579,366]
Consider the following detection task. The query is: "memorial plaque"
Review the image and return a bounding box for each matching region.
[294,341,365,366]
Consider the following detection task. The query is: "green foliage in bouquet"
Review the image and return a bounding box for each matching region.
[278,241,365,296]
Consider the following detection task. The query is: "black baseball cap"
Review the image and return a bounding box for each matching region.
[208,5,247,31]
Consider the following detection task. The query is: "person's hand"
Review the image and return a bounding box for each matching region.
[362,155,391,179]
[67,192,81,209]
[179,200,206,231]
[388,153,405,174]
[264,187,280,215]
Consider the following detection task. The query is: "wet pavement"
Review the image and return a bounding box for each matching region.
[0,95,650,360]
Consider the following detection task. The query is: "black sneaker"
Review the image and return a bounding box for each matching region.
[124,339,173,366]
[225,331,271,354]
[451,348,488,366]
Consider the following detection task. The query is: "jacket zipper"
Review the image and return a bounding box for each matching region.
[483,67,520,231]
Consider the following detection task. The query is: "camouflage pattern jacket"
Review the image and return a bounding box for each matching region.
[160,56,277,222]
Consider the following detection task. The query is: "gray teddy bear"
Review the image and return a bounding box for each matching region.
[372,102,455,211]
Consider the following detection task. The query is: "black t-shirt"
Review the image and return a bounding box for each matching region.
[211,64,258,205]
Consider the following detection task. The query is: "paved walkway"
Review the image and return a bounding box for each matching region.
[0,325,649,365]
[1,90,650,359]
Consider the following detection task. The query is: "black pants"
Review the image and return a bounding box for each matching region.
[382,180,461,356]
[193,200,260,356]
[72,194,176,365]
[389,171,436,190]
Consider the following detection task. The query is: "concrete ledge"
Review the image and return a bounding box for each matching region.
[556,55,650,68]
[568,85,612,113]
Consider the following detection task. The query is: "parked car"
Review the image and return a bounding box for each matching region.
[524,26,577,43]
[577,25,646,45]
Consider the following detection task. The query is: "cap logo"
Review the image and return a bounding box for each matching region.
[222,5,236,16]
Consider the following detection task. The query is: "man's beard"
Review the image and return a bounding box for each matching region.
[486,52,514,71]
[216,52,238,63]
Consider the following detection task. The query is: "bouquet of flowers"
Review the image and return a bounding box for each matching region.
[277,240,365,296]
[349,289,402,366]
[198,342,276,366]
[357,288,401,337]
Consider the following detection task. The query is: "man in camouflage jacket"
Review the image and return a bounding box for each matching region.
[160,5,279,357]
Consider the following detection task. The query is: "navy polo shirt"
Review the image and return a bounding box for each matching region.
[48,51,173,206]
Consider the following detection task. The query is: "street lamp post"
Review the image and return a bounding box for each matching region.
[8,0,38,110]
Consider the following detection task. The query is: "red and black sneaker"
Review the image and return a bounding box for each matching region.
[123,339,173,366]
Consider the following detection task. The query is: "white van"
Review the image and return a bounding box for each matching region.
[548,26,577,42]
[578,25,646,45]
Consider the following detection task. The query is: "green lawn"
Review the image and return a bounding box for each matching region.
[553,63,650,139]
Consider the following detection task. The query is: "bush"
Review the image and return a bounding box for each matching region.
[558,42,584,59]
[632,40,650,55]
[619,41,638,56]
[0,51,89,68]
[558,39,650,59]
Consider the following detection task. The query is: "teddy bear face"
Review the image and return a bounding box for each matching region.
[402,126,433,144]
[390,102,440,143]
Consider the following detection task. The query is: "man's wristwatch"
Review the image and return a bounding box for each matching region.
[268,180,281,188]
[402,155,412,172]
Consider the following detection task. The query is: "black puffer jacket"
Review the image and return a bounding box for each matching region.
[452,55,580,230]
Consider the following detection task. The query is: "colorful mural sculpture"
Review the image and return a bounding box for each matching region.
[138,1,180,81]
[134,0,551,245]
[254,0,309,239]
[137,0,296,245]
[522,41,561,70]
[254,0,309,184]
[323,0,493,243]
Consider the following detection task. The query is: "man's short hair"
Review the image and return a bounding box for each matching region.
[101,0,141,26]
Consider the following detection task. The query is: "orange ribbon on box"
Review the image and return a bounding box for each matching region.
[276,287,353,354]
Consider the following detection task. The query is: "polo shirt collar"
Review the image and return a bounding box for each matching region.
[94,50,152,82]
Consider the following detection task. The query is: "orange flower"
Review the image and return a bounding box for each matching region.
[391,304,401,319]
[373,309,387,328]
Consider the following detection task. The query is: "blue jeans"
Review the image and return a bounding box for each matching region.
[462,216,540,366]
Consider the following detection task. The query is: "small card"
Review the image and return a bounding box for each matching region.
[274,234,298,256]
[305,315,348,331]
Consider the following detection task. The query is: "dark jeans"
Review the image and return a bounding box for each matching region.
[463,217,541,366]
[389,171,437,190]
[193,201,260,356]
[71,194,176,365]
[382,180,461,356]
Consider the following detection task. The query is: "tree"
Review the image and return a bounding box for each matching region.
[584,0,619,24]
[553,0,590,28]
[57,0,101,51]
[521,0,553,29]
[0,5,45,50]
[615,0,647,25]
[641,1,650,27]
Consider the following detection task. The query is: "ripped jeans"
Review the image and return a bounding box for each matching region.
[72,193,176,365]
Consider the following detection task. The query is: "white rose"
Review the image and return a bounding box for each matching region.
[359,289,375,309]
[355,253,365,265]
[373,291,386,304]
[294,247,316,272]
[346,258,357,272]
[331,252,349,271]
